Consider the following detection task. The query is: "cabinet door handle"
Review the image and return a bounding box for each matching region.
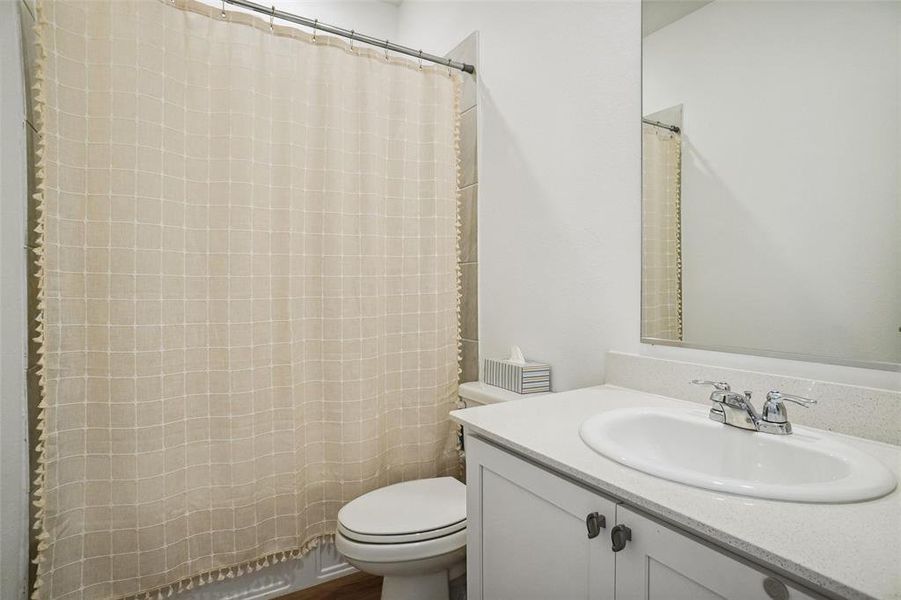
[762,577,789,600]
[611,524,632,552]
[585,512,606,539]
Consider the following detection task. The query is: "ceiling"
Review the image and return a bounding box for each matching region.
[642,0,714,37]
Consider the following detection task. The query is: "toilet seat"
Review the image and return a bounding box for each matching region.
[338,518,466,544]
[336,528,466,564]
[337,476,466,544]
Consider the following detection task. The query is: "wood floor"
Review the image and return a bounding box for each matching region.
[275,570,466,600]
[277,572,382,600]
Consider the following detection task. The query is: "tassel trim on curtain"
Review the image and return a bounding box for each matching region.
[452,57,466,462]
[673,135,683,341]
[31,2,50,598]
[119,535,330,600]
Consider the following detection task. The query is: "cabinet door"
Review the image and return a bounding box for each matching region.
[466,435,616,600]
[614,506,822,600]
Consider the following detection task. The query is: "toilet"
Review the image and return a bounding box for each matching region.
[335,382,546,600]
[335,477,467,600]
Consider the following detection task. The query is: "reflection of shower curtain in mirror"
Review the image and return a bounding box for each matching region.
[642,124,682,341]
[31,1,461,598]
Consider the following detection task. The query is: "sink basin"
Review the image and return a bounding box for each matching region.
[579,407,897,503]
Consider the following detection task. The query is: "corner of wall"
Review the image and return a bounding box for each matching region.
[447,32,480,383]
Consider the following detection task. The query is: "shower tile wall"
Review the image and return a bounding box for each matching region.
[448,33,479,383]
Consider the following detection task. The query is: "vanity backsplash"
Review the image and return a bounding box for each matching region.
[605,352,901,446]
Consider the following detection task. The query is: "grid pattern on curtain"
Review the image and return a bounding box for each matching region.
[641,123,683,341]
[31,1,462,598]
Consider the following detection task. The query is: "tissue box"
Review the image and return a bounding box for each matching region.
[483,357,551,394]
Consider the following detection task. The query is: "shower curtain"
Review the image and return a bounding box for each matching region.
[31,1,461,598]
[641,122,683,341]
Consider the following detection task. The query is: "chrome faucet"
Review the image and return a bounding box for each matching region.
[690,380,816,435]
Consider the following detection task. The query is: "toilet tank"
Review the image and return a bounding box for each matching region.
[458,381,550,408]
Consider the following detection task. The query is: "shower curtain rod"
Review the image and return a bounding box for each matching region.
[642,118,681,134]
[222,0,476,74]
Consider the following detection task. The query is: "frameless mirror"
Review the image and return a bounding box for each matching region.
[641,0,901,369]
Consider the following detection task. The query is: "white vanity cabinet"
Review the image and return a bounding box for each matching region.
[465,435,823,600]
[614,504,820,600]
[465,435,617,599]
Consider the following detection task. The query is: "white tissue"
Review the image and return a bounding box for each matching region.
[507,345,526,364]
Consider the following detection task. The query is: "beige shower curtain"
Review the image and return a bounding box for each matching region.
[31,1,461,598]
[641,122,683,341]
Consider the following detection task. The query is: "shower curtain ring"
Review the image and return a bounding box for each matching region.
[350,29,355,52]
[384,40,390,62]
[220,0,226,18]
[269,5,275,31]
[418,50,423,70]
[311,18,318,42]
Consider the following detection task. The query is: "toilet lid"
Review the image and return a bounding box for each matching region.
[337,477,466,539]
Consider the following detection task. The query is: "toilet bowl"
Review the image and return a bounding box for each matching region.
[335,477,466,600]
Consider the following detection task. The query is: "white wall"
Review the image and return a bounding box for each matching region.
[397,1,642,391]
[198,0,399,40]
[644,1,900,366]
[1,2,30,599]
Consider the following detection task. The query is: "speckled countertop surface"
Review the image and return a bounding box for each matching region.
[451,385,901,600]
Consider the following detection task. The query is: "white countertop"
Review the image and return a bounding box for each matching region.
[451,385,901,600]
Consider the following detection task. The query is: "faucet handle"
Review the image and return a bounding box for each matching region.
[690,379,731,391]
[765,391,817,407]
[762,391,817,424]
